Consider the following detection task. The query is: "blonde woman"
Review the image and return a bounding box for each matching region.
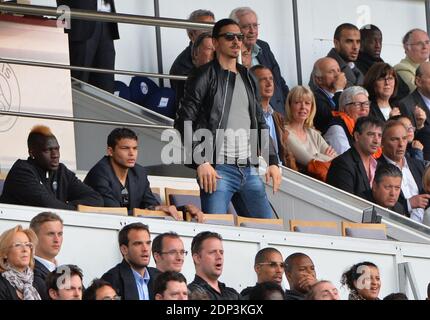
[0,225,41,300]
[284,86,337,170]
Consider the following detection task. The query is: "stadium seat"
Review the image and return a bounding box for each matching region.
[289,220,340,236]
[144,87,176,119]
[129,76,159,106]
[113,80,131,101]
[77,205,128,216]
[150,187,163,205]
[236,216,284,231]
[185,212,235,226]
[133,208,183,221]
[341,221,387,240]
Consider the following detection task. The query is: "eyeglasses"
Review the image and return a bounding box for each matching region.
[346,101,370,109]
[101,295,121,301]
[217,32,244,42]
[377,76,395,83]
[406,125,416,133]
[10,242,33,250]
[160,250,188,257]
[121,187,129,207]
[257,262,286,269]
[408,40,430,48]
[240,23,260,31]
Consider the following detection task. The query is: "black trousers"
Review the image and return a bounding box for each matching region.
[69,21,115,93]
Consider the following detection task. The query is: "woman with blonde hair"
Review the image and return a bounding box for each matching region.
[284,86,337,172]
[0,225,41,300]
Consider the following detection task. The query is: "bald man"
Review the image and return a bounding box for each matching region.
[311,57,347,134]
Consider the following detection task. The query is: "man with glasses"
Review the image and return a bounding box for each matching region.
[327,116,384,199]
[85,128,203,220]
[284,252,317,300]
[240,247,284,299]
[102,222,158,300]
[175,19,281,219]
[152,232,186,276]
[229,7,289,114]
[395,29,430,94]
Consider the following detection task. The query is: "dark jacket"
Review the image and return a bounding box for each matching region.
[326,146,371,198]
[399,89,430,128]
[169,43,194,110]
[363,190,407,216]
[406,143,424,162]
[0,158,103,210]
[327,48,364,87]
[284,289,305,300]
[101,259,158,300]
[56,0,119,41]
[84,156,159,214]
[369,100,388,123]
[0,271,43,300]
[312,87,341,134]
[188,275,241,300]
[175,59,279,169]
[416,125,430,161]
[378,155,426,214]
[33,259,50,300]
[256,39,290,114]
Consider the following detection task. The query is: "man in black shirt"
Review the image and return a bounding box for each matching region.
[284,252,317,300]
[188,231,240,300]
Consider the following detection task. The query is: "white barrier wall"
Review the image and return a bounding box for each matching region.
[1,203,430,300]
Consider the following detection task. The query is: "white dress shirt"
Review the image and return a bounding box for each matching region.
[35,256,57,272]
[98,0,112,13]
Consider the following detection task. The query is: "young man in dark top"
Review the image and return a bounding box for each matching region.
[284,252,317,300]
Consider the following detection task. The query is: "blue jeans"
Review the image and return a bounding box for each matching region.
[200,164,274,218]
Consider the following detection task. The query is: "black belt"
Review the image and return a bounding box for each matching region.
[224,158,252,167]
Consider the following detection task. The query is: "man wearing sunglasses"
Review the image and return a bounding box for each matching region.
[240,247,284,299]
[229,7,289,115]
[175,19,281,219]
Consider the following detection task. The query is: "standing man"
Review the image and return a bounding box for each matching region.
[102,222,158,300]
[230,7,289,114]
[175,19,281,218]
[29,212,64,300]
[152,232,186,275]
[188,231,240,300]
[57,0,119,93]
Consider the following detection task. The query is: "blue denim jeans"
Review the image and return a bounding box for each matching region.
[200,164,274,218]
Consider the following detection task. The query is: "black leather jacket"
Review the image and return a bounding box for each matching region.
[174,59,278,168]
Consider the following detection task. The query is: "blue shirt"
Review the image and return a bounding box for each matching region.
[251,43,262,67]
[132,268,150,300]
[262,105,279,154]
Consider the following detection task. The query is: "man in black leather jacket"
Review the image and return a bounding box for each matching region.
[175,19,281,219]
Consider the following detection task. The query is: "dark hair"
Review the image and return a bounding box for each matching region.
[212,18,239,39]
[382,119,407,141]
[27,125,56,150]
[363,62,398,101]
[191,231,222,255]
[427,281,430,299]
[250,64,271,75]
[353,116,385,136]
[107,128,138,149]
[191,32,212,57]
[284,252,310,273]
[118,222,149,247]
[334,23,359,40]
[46,264,83,293]
[249,281,285,300]
[340,261,378,291]
[383,292,408,300]
[254,247,281,265]
[153,271,187,296]
[374,163,402,185]
[82,278,116,300]
[360,24,381,41]
[30,211,63,235]
[152,232,181,255]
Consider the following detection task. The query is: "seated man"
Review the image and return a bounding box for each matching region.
[248,282,285,300]
[83,278,120,300]
[230,7,289,114]
[154,271,188,300]
[284,252,317,300]
[394,29,430,93]
[378,120,429,222]
[327,117,384,198]
[188,231,241,300]
[46,264,83,300]
[152,232,186,276]
[0,125,102,209]
[240,247,284,298]
[365,163,405,215]
[29,212,64,300]
[85,128,202,220]
[306,280,340,300]
[311,57,346,134]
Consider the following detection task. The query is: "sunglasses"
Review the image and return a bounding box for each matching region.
[217,32,244,42]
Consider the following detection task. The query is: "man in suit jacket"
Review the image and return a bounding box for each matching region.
[327,117,384,198]
[230,7,289,114]
[84,128,203,219]
[378,120,430,222]
[29,212,64,300]
[56,0,119,93]
[102,223,158,300]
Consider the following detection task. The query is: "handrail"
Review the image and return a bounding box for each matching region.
[0,58,187,81]
[0,3,214,30]
[0,110,172,130]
